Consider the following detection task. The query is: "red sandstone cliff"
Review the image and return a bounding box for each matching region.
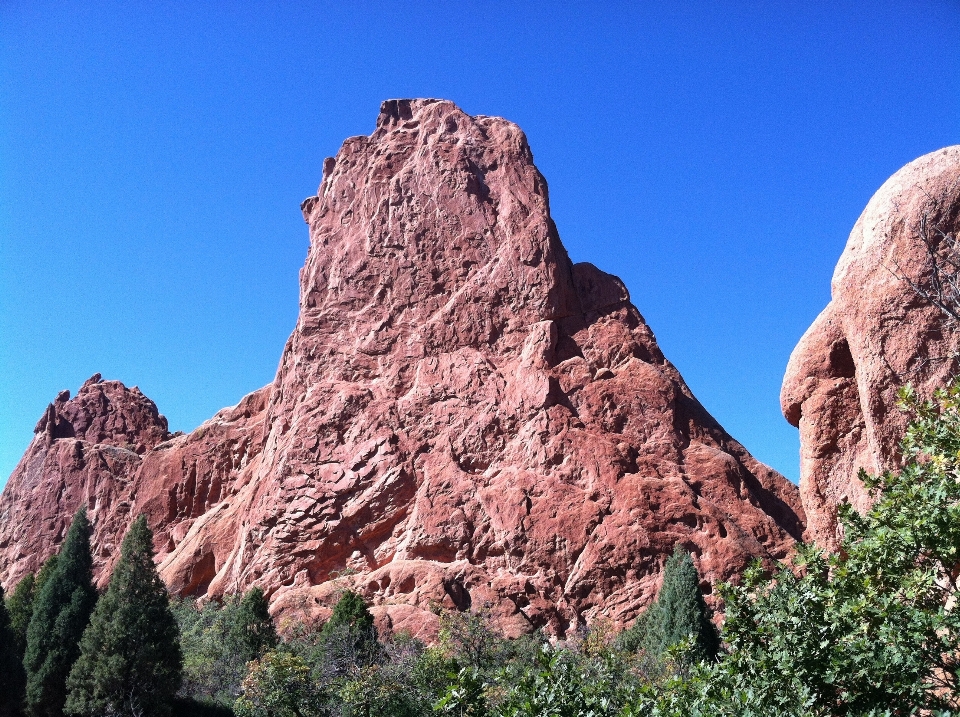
[782,146,960,548]
[1,99,803,638]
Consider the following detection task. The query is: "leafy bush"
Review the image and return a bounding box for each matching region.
[235,652,325,717]
[173,586,277,709]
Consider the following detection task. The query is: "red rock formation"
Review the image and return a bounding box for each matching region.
[1,99,803,637]
[782,146,960,548]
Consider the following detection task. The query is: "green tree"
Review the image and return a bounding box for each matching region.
[64,516,181,717]
[321,591,375,639]
[0,584,27,717]
[234,651,325,717]
[619,545,718,667]
[7,573,35,662]
[10,558,62,666]
[712,383,960,713]
[173,589,277,708]
[232,587,278,663]
[24,508,96,717]
[33,555,60,596]
[631,380,960,716]
[318,590,379,671]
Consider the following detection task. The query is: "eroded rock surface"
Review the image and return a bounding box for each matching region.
[1,99,803,637]
[782,146,960,548]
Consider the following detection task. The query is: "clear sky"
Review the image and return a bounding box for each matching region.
[1,2,959,487]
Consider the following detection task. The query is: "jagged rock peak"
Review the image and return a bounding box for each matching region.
[1,100,804,640]
[32,376,169,453]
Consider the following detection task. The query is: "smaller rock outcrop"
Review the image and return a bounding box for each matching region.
[783,146,960,547]
[0,375,269,589]
[1,375,170,582]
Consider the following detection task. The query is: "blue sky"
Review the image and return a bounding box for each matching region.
[1,2,959,486]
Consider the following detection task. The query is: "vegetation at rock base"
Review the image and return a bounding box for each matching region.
[10,379,960,716]
[234,651,325,717]
[617,545,719,668]
[7,572,35,661]
[65,515,181,717]
[0,584,28,717]
[232,587,279,663]
[23,508,96,717]
[172,586,281,709]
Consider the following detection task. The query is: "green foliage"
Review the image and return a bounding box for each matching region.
[437,608,506,673]
[0,584,27,717]
[173,587,278,708]
[495,643,629,717]
[24,508,96,717]
[7,572,35,662]
[618,546,718,669]
[316,590,380,672]
[174,596,248,706]
[8,559,63,674]
[64,515,181,717]
[321,590,376,640]
[434,667,488,717]
[34,555,60,596]
[631,380,960,715]
[232,587,278,664]
[234,651,325,717]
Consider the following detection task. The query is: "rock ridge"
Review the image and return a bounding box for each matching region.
[1,99,804,638]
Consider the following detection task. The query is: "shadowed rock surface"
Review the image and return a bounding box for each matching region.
[782,146,960,548]
[1,99,803,638]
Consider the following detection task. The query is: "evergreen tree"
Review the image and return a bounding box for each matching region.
[7,572,35,661]
[322,590,375,637]
[620,545,718,666]
[65,515,181,717]
[231,587,278,663]
[24,508,96,717]
[0,585,27,717]
[320,590,380,670]
[33,556,60,597]
[9,557,61,665]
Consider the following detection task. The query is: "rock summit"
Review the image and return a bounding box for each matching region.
[1,99,804,637]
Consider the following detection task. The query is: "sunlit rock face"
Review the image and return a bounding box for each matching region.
[1,99,803,639]
[782,146,960,549]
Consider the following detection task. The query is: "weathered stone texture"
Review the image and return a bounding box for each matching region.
[783,146,960,548]
[2,99,804,637]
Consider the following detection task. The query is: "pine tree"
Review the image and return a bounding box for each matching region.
[231,587,278,663]
[9,557,61,666]
[7,572,35,662]
[620,545,718,666]
[320,590,380,669]
[651,546,719,663]
[0,584,27,717]
[65,515,182,717]
[33,556,60,597]
[24,509,96,717]
[322,590,375,636]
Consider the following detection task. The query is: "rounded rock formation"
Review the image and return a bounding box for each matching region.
[782,146,960,548]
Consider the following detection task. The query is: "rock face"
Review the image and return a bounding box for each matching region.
[782,146,960,548]
[1,99,804,637]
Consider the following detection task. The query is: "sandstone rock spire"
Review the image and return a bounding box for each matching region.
[1,99,803,637]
